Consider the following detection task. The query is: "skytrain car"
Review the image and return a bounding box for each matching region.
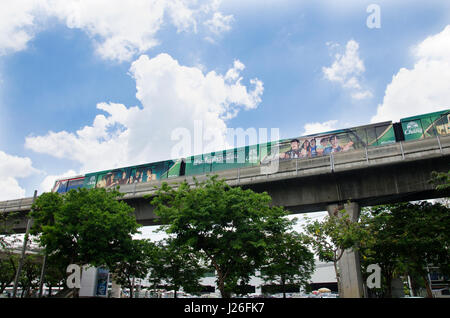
[52,109,449,193]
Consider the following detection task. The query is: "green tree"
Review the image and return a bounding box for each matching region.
[259,232,315,298]
[30,188,141,296]
[360,202,450,298]
[113,239,155,298]
[303,211,365,294]
[43,255,69,297]
[0,255,17,294]
[147,238,206,298]
[431,170,450,192]
[151,175,292,298]
[0,211,21,296]
[18,254,41,298]
[359,207,404,298]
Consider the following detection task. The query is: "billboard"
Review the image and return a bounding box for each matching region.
[95,267,109,297]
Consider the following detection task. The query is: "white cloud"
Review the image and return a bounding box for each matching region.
[372,25,450,123]
[204,12,234,35]
[0,0,45,56]
[322,40,372,100]
[302,120,338,136]
[0,0,231,62]
[351,90,373,100]
[25,53,263,173]
[0,150,39,200]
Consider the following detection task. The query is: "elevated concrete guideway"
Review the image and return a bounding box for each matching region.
[2,135,450,232]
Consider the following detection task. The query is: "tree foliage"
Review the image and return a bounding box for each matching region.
[360,202,450,298]
[113,239,155,298]
[30,187,141,295]
[259,232,315,298]
[151,175,293,298]
[147,238,206,298]
[431,170,450,192]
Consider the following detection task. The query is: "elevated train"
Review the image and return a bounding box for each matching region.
[52,109,450,193]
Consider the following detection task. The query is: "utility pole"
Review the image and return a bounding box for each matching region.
[12,190,37,298]
[38,253,47,298]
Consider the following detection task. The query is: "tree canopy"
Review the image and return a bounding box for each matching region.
[360,201,450,297]
[30,187,141,291]
[259,232,315,298]
[151,175,294,298]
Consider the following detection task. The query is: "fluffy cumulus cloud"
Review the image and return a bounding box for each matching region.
[322,40,372,100]
[25,54,263,173]
[0,0,45,56]
[0,151,39,200]
[372,25,450,122]
[0,0,233,62]
[302,120,339,136]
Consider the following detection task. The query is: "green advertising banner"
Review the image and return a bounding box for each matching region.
[184,122,396,177]
[82,160,177,189]
[401,110,449,141]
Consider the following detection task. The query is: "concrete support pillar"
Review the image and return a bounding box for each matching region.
[327,202,364,298]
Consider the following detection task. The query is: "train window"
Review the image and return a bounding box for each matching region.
[375,124,396,146]
[353,128,368,148]
[420,116,437,138]
[52,179,68,193]
[66,178,85,192]
[435,114,449,136]
[365,126,378,146]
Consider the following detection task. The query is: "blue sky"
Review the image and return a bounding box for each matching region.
[0,0,449,200]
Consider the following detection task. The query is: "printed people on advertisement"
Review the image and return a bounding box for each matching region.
[105,172,115,187]
[129,167,157,183]
[329,135,342,153]
[96,176,107,188]
[280,139,301,159]
[133,170,143,183]
[310,138,318,157]
[144,168,156,182]
[330,135,354,152]
[277,134,356,162]
[118,170,129,185]
[108,170,130,187]
[318,137,332,156]
[300,140,311,158]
